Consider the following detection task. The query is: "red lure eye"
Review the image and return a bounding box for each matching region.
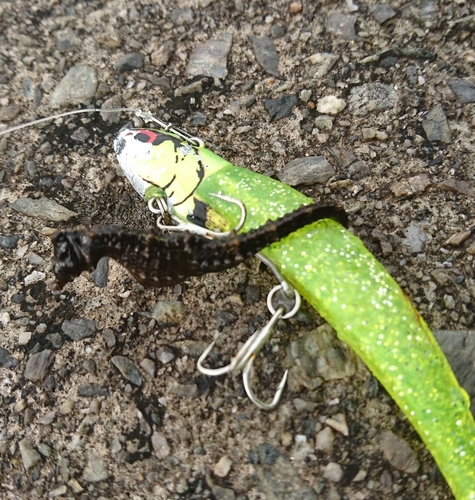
[134,130,157,143]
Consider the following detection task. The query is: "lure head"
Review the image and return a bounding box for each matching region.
[51,230,94,289]
[113,127,232,224]
[114,128,205,204]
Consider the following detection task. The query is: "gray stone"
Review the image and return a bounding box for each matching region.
[170,7,194,25]
[167,381,199,398]
[249,36,282,78]
[70,127,90,142]
[187,33,233,79]
[111,356,143,386]
[270,24,286,39]
[380,430,419,474]
[174,80,204,97]
[371,228,393,256]
[347,160,370,180]
[289,324,360,381]
[0,347,19,369]
[151,432,171,459]
[150,301,186,324]
[443,294,455,309]
[83,359,97,374]
[140,358,156,376]
[293,398,317,412]
[315,427,334,453]
[431,269,452,286]
[434,330,475,415]
[423,104,451,143]
[348,83,397,116]
[56,28,81,51]
[102,329,116,348]
[401,220,429,253]
[19,438,41,470]
[192,112,207,126]
[36,410,56,425]
[402,0,439,29]
[82,452,109,482]
[77,384,109,397]
[0,234,20,249]
[151,41,175,68]
[206,473,236,500]
[27,252,46,266]
[278,156,335,186]
[91,257,109,287]
[327,13,356,40]
[48,485,68,498]
[322,462,343,482]
[264,95,298,121]
[115,52,145,72]
[314,115,334,131]
[249,444,317,500]
[10,196,78,222]
[306,52,339,79]
[0,105,21,122]
[23,76,34,99]
[37,443,53,457]
[49,65,98,108]
[24,349,55,382]
[62,318,97,341]
[437,179,475,197]
[370,4,397,24]
[100,96,122,124]
[448,79,475,104]
[156,347,176,364]
[328,148,357,168]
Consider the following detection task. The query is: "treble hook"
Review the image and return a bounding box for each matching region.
[148,193,246,239]
[197,286,301,410]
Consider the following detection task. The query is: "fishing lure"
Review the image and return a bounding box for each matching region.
[109,121,475,500]
[3,110,475,498]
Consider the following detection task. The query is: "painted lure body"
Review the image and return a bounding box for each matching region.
[109,127,475,499]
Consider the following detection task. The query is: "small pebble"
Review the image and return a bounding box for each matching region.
[317,95,346,115]
[314,115,334,131]
[111,356,143,386]
[156,347,175,364]
[36,411,56,425]
[59,400,75,415]
[48,485,67,498]
[325,414,349,436]
[18,331,32,345]
[323,462,343,482]
[140,358,156,377]
[167,381,199,398]
[214,455,232,477]
[380,430,419,474]
[115,52,145,72]
[82,452,109,482]
[315,426,335,453]
[24,349,55,382]
[19,438,41,470]
[281,431,293,447]
[151,432,171,459]
[150,301,186,323]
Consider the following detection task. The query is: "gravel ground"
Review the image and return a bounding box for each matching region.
[1,0,475,498]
